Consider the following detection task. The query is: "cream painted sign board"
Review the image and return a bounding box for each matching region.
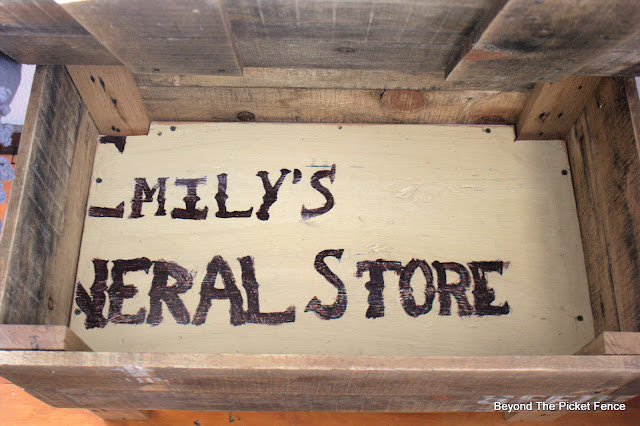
[70,123,594,356]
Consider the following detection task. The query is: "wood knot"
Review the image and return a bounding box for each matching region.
[379,90,425,112]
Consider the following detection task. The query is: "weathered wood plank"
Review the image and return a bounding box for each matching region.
[0,0,120,65]
[446,0,640,82]
[225,0,492,73]
[236,39,451,73]
[0,65,98,325]
[0,326,91,351]
[67,65,150,136]
[134,68,534,92]
[225,0,492,45]
[0,352,638,411]
[516,77,601,140]
[89,409,150,421]
[566,78,640,333]
[576,332,640,356]
[566,115,620,335]
[140,86,528,125]
[57,0,241,75]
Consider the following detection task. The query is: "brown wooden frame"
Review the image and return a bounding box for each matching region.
[0,65,639,418]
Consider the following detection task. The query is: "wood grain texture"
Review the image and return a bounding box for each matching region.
[516,77,602,140]
[0,325,91,351]
[67,65,150,136]
[89,409,150,421]
[57,0,241,75]
[0,352,639,411]
[2,378,639,425]
[576,332,640,356]
[134,68,534,92]
[0,0,120,64]
[446,0,640,82]
[566,78,640,333]
[0,65,98,325]
[225,0,492,73]
[140,86,528,125]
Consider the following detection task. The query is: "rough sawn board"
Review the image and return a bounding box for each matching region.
[70,123,593,356]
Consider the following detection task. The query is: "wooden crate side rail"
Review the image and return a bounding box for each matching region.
[0,65,98,325]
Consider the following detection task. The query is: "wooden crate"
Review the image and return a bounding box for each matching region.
[0,0,640,421]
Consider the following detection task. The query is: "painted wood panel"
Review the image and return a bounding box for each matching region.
[70,123,592,356]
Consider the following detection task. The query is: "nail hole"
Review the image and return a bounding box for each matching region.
[485,128,491,133]
[157,131,162,136]
[538,112,546,119]
[111,98,117,106]
[116,128,121,133]
[337,125,343,130]
[576,315,584,321]
[96,178,102,183]
[90,75,95,83]
[74,309,81,315]
[236,111,255,122]
[170,126,176,131]
[111,125,116,131]
[578,85,583,90]
[562,170,568,175]
[153,68,160,73]
[47,298,54,310]
[557,112,563,118]
[538,132,544,136]
[335,47,356,54]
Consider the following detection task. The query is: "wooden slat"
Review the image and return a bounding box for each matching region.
[0,326,91,351]
[67,65,150,136]
[0,352,639,411]
[0,0,120,65]
[236,39,451,73]
[225,0,492,45]
[0,65,98,325]
[516,77,601,140]
[566,78,640,333]
[57,0,241,76]
[576,332,640,355]
[225,0,492,73]
[89,409,150,421]
[446,0,640,82]
[134,68,534,92]
[140,86,528,125]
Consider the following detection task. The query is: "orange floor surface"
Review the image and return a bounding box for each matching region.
[1,377,640,425]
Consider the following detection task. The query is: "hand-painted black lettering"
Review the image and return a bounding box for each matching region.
[468,261,510,316]
[193,256,246,326]
[239,256,295,324]
[130,177,168,218]
[399,259,436,317]
[215,173,253,218]
[301,164,336,220]
[171,177,208,220]
[88,201,124,218]
[432,261,473,317]
[108,258,152,324]
[147,261,193,325]
[305,249,346,320]
[75,259,109,329]
[356,259,402,318]
[293,169,302,184]
[256,169,291,221]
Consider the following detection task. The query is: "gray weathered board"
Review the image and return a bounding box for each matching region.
[70,123,593,356]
